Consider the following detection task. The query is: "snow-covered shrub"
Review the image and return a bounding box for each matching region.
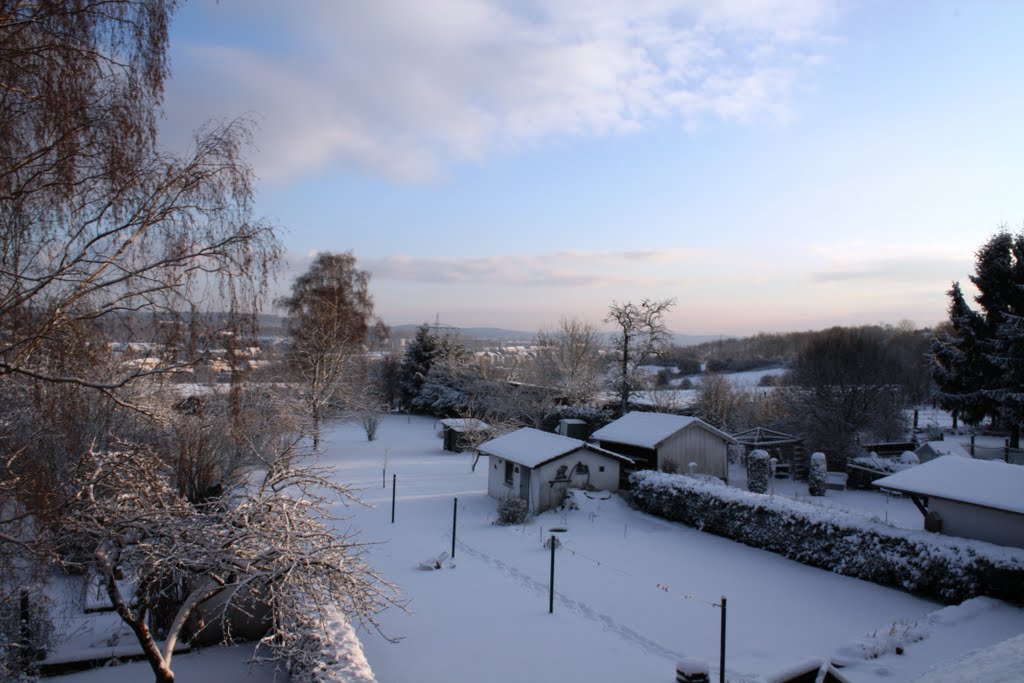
[808,452,827,496]
[747,449,769,493]
[899,450,919,465]
[287,605,377,683]
[495,496,528,525]
[629,470,1024,606]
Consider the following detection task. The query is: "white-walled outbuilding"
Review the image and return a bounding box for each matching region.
[479,428,633,514]
[590,412,737,483]
[873,455,1024,549]
[913,440,971,463]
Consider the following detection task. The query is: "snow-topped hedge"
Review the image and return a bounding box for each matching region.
[629,470,1024,605]
[289,606,377,683]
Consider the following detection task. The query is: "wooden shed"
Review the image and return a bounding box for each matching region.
[439,418,490,453]
[591,412,737,485]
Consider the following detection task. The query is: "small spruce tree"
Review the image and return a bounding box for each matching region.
[747,450,770,494]
[808,452,828,496]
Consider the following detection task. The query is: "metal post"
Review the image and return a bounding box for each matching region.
[719,595,727,683]
[391,474,396,524]
[452,497,458,558]
[19,589,30,672]
[548,535,556,614]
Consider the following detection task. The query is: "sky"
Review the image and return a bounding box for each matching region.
[160,1,1024,336]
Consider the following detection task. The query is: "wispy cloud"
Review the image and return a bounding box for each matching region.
[165,0,838,181]
[806,242,972,288]
[360,249,704,287]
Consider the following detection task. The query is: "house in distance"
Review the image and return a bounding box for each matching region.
[478,428,633,514]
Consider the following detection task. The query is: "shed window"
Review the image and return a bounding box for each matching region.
[599,466,605,472]
[504,460,514,484]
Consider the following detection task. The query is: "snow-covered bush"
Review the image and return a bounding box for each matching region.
[899,450,919,465]
[287,605,377,683]
[747,449,769,493]
[629,470,1024,606]
[495,496,528,526]
[808,452,827,496]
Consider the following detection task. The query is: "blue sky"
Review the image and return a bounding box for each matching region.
[161,1,1024,336]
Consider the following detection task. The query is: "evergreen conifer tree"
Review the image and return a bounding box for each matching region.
[933,230,1024,446]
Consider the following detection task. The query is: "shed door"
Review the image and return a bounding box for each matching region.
[519,467,531,501]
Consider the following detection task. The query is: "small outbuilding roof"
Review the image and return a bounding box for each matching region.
[591,412,737,449]
[478,428,632,469]
[439,418,490,432]
[873,456,1024,515]
[913,440,971,459]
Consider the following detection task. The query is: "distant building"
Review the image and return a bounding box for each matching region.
[873,456,1024,548]
[479,428,632,514]
[439,418,490,453]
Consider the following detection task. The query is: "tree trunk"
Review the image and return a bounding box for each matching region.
[1011,424,1020,449]
[312,405,321,451]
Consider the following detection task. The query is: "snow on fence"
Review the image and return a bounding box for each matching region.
[288,605,377,683]
[630,471,1024,605]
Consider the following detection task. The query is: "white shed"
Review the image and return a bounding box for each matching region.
[913,440,971,463]
[479,428,633,514]
[591,412,737,483]
[873,456,1024,548]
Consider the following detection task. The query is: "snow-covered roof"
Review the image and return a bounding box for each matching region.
[479,428,632,469]
[439,418,490,432]
[914,440,971,459]
[873,456,1024,514]
[590,412,737,449]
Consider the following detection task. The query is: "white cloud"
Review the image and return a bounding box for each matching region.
[164,0,838,181]
[806,242,973,289]
[361,249,703,287]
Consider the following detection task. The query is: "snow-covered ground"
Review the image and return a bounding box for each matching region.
[728,462,924,530]
[51,414,1024,682]
[317,415,1022,682]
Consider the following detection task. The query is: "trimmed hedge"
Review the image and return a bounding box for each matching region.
[630,470,1024,605]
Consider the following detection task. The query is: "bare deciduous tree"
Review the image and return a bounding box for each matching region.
[277,252,374,450]
[531,316,605,405]
[63,441,399,683]
[605,298,676,415]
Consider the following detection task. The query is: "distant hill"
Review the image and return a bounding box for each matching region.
[391,324,535,342]
[390,324,722,347]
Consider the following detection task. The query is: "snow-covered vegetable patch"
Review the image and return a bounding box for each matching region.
[630,470,1024,605]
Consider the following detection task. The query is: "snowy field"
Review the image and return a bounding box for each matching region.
[318,416,1022,682]
[52,414,1024,682]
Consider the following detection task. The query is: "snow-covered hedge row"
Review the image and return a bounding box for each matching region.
[289,606,377,683]
[629,471,1024,605]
